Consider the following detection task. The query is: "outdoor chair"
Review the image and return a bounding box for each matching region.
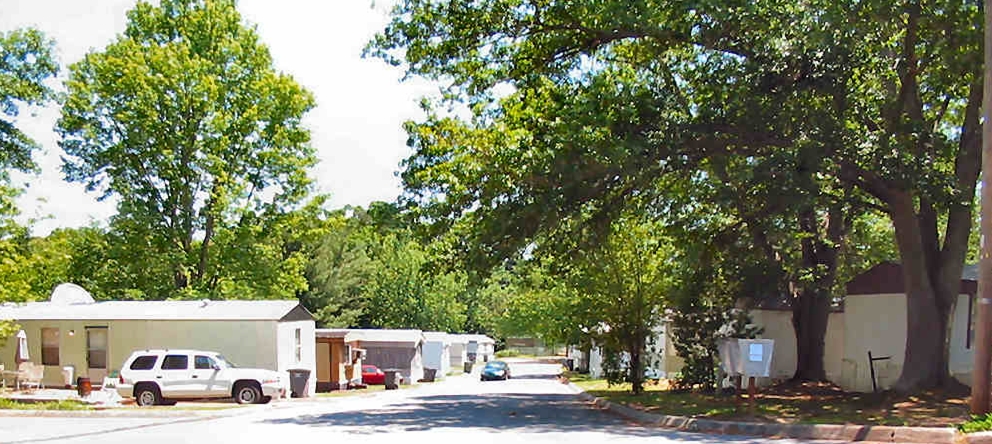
[17,362,44,390]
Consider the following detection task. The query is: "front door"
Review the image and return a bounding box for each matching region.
[191,355,228,397]
[85,327,108,384]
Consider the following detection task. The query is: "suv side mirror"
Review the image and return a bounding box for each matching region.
[212,364,221,371]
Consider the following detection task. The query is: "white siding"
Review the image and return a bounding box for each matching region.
[949,294,973,385]
[0,319,281,388]
[423,340,450,376]
[749,310,845,385]
[276,320,317,396]
[841,294,906,392]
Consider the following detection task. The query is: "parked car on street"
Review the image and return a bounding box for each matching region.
[362,364,385,385]
[117,349,285,406]
[480,360,511,381]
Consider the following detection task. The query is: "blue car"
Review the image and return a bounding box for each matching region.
[480,361,511,381]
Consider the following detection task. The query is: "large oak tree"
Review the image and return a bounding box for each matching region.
[57,0,317,298]
[372,0,982,391]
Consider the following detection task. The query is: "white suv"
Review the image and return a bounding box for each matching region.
[117,350,286,406]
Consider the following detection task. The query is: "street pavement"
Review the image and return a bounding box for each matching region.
[0,362,840,444]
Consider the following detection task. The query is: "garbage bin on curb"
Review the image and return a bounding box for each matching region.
[463,362,473,374]
[422,368,437,382]
[288,369,311,398]
[383,370,401,390]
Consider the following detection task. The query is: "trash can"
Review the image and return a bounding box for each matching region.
[423,368,437,382]
[463,362,473,373]
[76,377,92,397]
[565,358,575,371]
[288,369,311,398]
[383,370,401,390]
[61,366,75,389]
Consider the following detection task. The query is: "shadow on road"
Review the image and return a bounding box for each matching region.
[259,392,778,442]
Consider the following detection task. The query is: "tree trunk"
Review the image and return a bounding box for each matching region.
[891,193,951,391]
[791,205,843,382]
[792,286,831,381]
[629,335,645,395]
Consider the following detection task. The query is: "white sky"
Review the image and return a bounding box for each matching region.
[0,0,436,236]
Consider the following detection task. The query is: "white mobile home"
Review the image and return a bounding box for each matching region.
[461,334,496,362]
[0,288,317,396]
[449,335,469,369]
[349,329,425,383]
[422,332,451,377]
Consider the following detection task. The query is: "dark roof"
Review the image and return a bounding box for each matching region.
[846,262,978,296]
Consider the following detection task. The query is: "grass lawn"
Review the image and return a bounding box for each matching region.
[567,374,970,427]
[0,398,91,410]
[316,385,387,398]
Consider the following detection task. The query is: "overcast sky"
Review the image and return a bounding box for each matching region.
[0,0,436,235]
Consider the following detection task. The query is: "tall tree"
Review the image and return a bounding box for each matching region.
[372,0,982,392]
[0,27,57,341]
[57,0,316,297]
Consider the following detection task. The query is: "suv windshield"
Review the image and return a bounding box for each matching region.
[215,355,237,368]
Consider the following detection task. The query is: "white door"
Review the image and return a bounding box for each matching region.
[85,327,108,383]
[191,355,229,397]
[158,354,192,397]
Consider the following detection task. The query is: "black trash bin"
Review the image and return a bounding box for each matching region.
[288,369,311,398]
[423,368,437,382]
[383,369,401,390]
[565,358,575,371]
[463,361,473,373]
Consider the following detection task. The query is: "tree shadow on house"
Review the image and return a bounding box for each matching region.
[259,392,779,442]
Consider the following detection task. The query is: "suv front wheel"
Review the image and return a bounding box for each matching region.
[234,382,261,405]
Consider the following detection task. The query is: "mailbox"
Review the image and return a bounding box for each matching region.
[718,338,775,377]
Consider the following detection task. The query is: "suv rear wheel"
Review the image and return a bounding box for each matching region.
[134,384,161,407]
[234,382,261,405]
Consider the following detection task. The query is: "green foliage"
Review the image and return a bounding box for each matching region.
[302,202,469,332]
[494,349,523,358]
[303,212,373,327]
[670,307,762,392]
[373,0,983,390]
[959,414,992,433]
[0,321,19,348]
[359,231,468,332]
[57,0,317,298]
[0,398,90,411]
[0,27,57,179]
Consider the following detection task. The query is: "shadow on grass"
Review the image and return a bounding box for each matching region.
[259,392,779,442]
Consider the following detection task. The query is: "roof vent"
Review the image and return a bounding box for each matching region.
[50,283,95,305]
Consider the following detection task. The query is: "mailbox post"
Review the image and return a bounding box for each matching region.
[718,338,775,404]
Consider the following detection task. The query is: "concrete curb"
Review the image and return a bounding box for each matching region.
[567,381,970,443]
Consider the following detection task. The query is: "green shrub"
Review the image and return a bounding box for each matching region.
[959,414,992,433]
[0,398,90,410]
[495,349,521,358]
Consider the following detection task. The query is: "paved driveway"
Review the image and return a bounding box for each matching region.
[0,362,841,444]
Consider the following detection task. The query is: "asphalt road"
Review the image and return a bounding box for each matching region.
[0,362,837,444]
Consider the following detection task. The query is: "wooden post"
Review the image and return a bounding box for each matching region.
[747,376,757,414]
[971,0,992,415]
